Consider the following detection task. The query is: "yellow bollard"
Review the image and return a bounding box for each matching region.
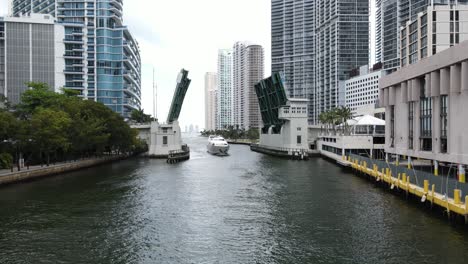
[460,173,466,184]
[424,180,429,193]
[402,173,407,183]
[454,189,461,204]
[465,196,468,214]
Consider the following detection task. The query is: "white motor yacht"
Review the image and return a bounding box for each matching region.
[207,136,230,156]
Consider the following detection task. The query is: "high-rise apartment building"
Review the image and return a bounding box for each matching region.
[204,72,217,131]
[314,0,370,124]
[233,42,264,130]
[271,0,315,113]
[377,0,468,74]
[0,14,65,104]
[376,0,383,63]
[11,0,142,117]
[271,0,369,125]
[217,49,233,130]
[401,4,468,66]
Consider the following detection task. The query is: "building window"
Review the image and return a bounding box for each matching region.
[441,95,448,153]
[297,135,302,144]
[409,102,414,149]
[390,105,395,148]
[163,136,168,145]
[162,128,168,133]
[420,97,432,152]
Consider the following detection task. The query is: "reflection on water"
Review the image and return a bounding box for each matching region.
[1,134,468,263]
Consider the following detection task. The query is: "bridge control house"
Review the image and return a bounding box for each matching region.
[379,40,468,181]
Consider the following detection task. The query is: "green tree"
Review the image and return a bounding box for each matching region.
[130,109,153,123]
[18,82,61,116]
[246,128,260,140]
[0,110,18,142]
[31,108,72,166]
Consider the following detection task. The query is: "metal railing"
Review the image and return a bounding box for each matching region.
[350,154,468,201]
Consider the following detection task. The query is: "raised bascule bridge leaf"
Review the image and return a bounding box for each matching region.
[167,69,191,124]
[254,73,288,134]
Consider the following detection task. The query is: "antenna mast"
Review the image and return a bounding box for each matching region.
[153,68,157,119]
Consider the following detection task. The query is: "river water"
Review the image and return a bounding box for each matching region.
[1,135,468,263]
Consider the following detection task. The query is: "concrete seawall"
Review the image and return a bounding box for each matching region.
[226,139,256,146]
[0,156,128,186]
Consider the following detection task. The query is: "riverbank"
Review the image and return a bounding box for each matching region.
[226,139,257,145]
[0,155,129,186]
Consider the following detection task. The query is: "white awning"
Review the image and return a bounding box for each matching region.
[346,115,385,126]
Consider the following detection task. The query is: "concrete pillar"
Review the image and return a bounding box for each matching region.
[384,88,389,106]
[425,73,432,97]
[389,86,395,105]
[433,93,441,154]
[440,68,450,95]
[408,156,412,169]
[412,79,421,101]
[450,64,461,94]
[434,160,439,176]
[379,88,385,107]
[407,80,413,101]
[396,155,400,166]
[401,82,408,103]
[431,71,440,97]
[461,61,468,92]
[385,153,389,163]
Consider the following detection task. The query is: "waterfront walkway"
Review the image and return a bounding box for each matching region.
[0,156,127,186]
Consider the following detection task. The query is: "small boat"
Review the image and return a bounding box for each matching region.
[207,135,230,156]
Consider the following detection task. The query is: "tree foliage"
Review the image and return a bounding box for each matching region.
[130,109,154,123]
[200,126,260,141]
[319,106,354,133]
[0,82,146,167]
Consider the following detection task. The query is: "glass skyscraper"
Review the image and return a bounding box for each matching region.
[217,49,233,130]
[272,0,369,124]
[11,0,141,117]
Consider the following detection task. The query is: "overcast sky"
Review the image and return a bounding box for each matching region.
[0,0,375,130]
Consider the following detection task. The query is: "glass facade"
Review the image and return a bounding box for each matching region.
[408,101,414,149]
[217,49,233,130]
[420,77,432,152]
[272,0,369,124]
[440,95,448,153]
[11,0,141,117]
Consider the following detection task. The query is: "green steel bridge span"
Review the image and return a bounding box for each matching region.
[167,69,191,123]
[254,73,288,133]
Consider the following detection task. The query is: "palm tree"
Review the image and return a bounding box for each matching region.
[319,112,327,133]
[335,106,353,134]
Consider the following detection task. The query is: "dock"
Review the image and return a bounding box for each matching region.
[347,154,468,222]
[250,144,309,160]
[167,145,190,164]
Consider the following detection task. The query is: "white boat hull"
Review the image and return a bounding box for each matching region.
[207,144,230,156]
